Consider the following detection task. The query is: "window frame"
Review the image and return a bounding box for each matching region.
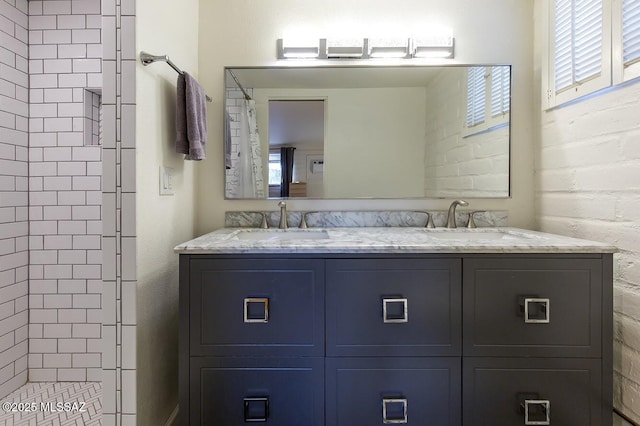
[613,0,640,83]
[542,0,613,110]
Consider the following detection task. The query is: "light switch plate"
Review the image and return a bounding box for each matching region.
[159,166,175,195]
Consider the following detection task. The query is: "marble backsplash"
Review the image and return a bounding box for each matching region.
[225,210,508,229]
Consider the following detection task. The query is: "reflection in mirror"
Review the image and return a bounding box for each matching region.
[224,66,511,199]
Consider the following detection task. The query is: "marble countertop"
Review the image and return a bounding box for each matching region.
[174,227,617,254]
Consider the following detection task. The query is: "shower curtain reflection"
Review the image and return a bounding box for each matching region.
[237,99,265,198]
[280,147,295,197]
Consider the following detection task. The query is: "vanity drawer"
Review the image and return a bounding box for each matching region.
[188,258,324,356]
[463,357,602,426]
[463,257,602,357]
[326,258,461,357]
[326,357,461,426]
[190,357,324,426]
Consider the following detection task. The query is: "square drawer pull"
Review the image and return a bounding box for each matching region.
[523,399,550,425]
[382,398,408,424]
[383,298,408,323]
[244,298,269,323]
[524,298,550,324]
[244,396,269,422]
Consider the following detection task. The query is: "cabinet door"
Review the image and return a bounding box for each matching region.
[326,357,461,426]
[189,258,324,356]
[463,357,602,426]
[463,257,602,357]
[190,357,324,426]
[326,258,461,356]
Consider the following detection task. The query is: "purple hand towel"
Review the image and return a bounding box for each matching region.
[175,72,207,160]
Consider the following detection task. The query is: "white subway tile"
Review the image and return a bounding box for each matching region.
[121,370,137,414]
[58,190,86,205]
[121,17,135,60]
[121,326,136,369]
[29,44,57,60]
[43,235,72,250]
[30,308,57,323]
[44,117,73,132]
[72,0,101,14]
[72,323,100,338]
[43,264,72,279]
[58,338,86,353]
[29,133,56,147]
[58,220,87,235]
[29,205,43,221]
[29,103,57,118]
[58,308,87,323]
[58,279,86,293]
[29,368,57,381]
[72,235,100,250]
[57,43,86,59]
[43,323,72,338]
[43,353,72,368]
[56,131,84,147]
[29,15,57,30]
[28,353,43,368]
[73,58,101,73]
[29,1,43,16]
[86,43,101,59]
[29,30,43,45]
[121,60,136,104]
[43,88,73,103]
[43,176,72,191]
[43,294,72,310]
[73,264,100,279]
[86,15,101,29]
[86,72,101,88]
[72,175,100,190]
[58,73,87,88]
[30,249,57,265]
[72,353,100,368]
[29,162,57,177]
[71,29,100,44]
[42,29,71,44]
[43,1,71,15]
[72,205,100,220]
[72,146,101,161]
[57,102,84,117]
[56,14,86,30]
[57,368,86,381]
[30,279,56,294]
[43,146,72,162]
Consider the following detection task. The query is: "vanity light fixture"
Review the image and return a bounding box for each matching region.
[326,38,365,59]
[412,35,455,58]
[277,38,322,59]
[367,38,412,58]
[277,36,455,60]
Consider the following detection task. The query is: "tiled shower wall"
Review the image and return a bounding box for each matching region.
[27,0,102,382]
[0,0,29,400]
[102,0,137,423]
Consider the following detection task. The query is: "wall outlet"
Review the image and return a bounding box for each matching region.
[160,166,175,195]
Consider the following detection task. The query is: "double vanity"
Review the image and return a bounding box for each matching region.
[175,220,615,425]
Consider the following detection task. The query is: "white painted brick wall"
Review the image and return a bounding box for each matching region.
[0,0,29,400]
[28,0,102,383]
[424,68,509,197]
[536,80,640,422]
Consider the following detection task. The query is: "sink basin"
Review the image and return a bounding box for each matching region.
[426,231,512,240]
[235,230,330,241]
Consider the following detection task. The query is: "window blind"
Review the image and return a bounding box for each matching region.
[623,0,640,66]
[490,66,511,117]
[466,67,486,127]
[554,0,603,92]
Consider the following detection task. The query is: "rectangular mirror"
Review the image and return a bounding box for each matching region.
[224,65,511,199]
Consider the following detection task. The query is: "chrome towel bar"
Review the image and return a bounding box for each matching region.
[140,51,212,102]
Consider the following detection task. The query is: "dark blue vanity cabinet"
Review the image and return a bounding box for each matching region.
[179,253,612,426]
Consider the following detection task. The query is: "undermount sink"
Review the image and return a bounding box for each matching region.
[425,231,512,240]
[235,229,330,241]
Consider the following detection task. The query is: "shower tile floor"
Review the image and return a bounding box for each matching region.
[0,382,101,425]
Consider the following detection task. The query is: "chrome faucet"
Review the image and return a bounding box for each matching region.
[446,200,469,228]
[278,201,288,229]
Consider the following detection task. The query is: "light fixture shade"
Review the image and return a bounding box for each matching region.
[277,38,320,59]
[368,38,411,58]
[412,36,455,58]
[326,38,365,58]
